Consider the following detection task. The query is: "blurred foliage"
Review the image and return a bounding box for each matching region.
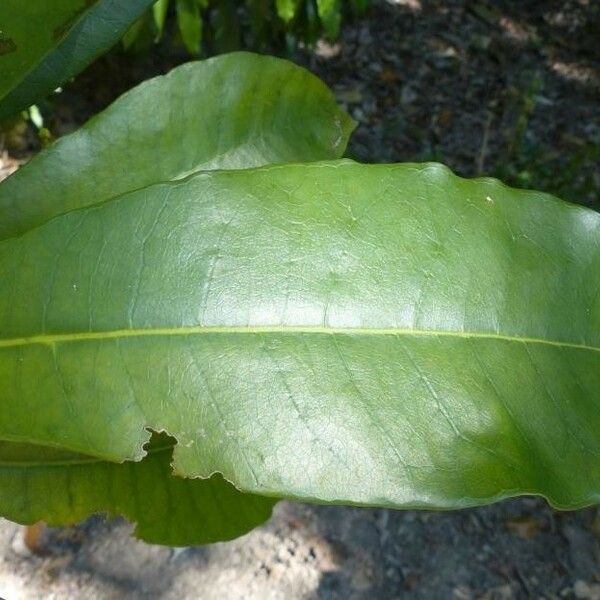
[492,71,600,211]
[495,138,600,212]
[123,0,369,55]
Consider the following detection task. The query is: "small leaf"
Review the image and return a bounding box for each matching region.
[304,0,322,44]
[316,0,342,38]
[121,15,148,50]
[211,0,241,53]
[350,0,370,14]
[176,0,202,54]
[276,0,301,23]
[247,0,274,45]
[0,0,93,105]
[152,0,170,39]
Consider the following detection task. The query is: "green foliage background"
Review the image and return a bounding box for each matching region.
[124,0,370,55]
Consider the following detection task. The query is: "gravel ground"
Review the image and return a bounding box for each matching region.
[0,1,599,598]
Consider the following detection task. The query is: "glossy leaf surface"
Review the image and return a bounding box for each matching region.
[0,0,155,121]
[0,161,598,510]
[0,52,355,240]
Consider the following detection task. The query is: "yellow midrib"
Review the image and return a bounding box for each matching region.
[0,325,598,353]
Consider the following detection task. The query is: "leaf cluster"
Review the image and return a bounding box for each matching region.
[123,0,370,56]
[0,10,598,548]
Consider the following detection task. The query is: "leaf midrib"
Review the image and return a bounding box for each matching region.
[0,325,597,353]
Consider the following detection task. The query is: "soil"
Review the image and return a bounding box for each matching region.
[0,1,599,598]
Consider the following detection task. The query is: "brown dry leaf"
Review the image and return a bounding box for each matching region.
[506,517,543,539]
[379,67,400,84]
[23,522,48,556]
[436,108,454,128]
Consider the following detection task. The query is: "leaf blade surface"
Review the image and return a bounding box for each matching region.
[0,53,355,239]
[0,161,598,509]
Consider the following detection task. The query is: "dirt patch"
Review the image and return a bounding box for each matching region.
[1,499,599,599]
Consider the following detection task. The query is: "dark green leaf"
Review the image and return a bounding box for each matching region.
[0,0,155,122]
[0,0,93,105]
[0,434,275,545]
[211,0,241,53]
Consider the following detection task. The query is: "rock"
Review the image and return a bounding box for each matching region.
[479,583,514,600]
[563,525,600,579]
[574,580,600,600]
[453,585,474,600]
[401,85,418,105]
[11,528,35,559]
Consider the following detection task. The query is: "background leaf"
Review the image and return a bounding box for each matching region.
[176,0,203,54]
[0,52,355,240]
[316,0,342,38]
[0,0,156,122]
[0,161,598,512]
[153,0,171,38]
[276,0,302,23]
[211,0,242,53]
[0,434,275,545]
[0,0,93,106]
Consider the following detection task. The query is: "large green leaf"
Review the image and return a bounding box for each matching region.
[0,52,355,240]
[0,161,598,511]
[0,0,155,122]
[0,434,275,545]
